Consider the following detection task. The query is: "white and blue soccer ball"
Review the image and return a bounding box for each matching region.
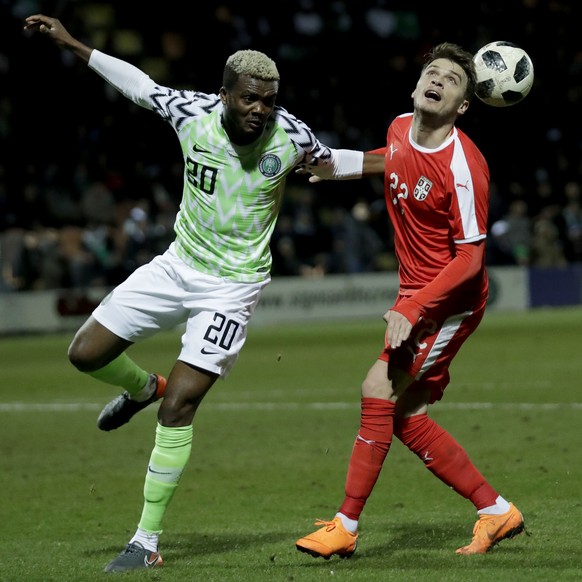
[473,41,534,107]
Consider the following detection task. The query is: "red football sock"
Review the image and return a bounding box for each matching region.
[339,398,395,520]
[394,413,498,510]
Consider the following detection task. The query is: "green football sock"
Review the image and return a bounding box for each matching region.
[138,423,193,534]
[87,353,149,395]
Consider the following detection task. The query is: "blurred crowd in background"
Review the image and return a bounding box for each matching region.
[1,0,581,293]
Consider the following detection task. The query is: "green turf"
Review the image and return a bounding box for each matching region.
[1,307,581,581]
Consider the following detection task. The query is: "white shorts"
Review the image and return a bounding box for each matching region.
[92,243,270,377]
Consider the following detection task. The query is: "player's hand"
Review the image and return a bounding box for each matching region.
[295,165,324,183]
[24,14,93,61]
[24,14,58,34]
[383,309,412,349]
[23,15,74,47]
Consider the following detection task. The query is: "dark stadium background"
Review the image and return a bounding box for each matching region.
[1,1,580,290]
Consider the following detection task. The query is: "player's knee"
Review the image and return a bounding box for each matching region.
[67,336,99,372]
[67,343,88,371]
[361,374,393,399]
[158,403,196,427]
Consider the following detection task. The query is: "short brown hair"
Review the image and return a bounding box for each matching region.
[423,42,477,100]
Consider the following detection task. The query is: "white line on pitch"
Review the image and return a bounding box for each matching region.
[0,401,581,412]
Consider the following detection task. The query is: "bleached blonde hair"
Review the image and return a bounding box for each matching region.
[223,50,280,89]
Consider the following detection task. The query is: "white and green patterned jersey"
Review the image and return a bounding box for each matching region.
[89,50,335,283]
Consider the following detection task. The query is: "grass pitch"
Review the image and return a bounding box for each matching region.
[1,307,581,581]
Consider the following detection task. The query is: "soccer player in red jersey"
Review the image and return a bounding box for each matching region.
[296,43,525,558]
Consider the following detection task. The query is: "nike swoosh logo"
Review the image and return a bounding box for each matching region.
[144,553,161,567]
[201,347,220,355]
[193,143,210,153]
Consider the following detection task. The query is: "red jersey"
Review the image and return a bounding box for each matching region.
[373,113,490,323]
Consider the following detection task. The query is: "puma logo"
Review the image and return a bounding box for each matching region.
[389,143,398,160]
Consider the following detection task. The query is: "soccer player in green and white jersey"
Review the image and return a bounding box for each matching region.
[24,13,378,573]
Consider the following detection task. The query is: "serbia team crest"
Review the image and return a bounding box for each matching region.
[414,176,433,201]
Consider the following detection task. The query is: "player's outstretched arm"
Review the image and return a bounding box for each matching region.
[25,14,157,108]
[24,14,93,62]
[297,150,384,183]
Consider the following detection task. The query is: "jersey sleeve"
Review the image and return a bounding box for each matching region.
[393,240,486,325]
[447,132,490,244]
[274,107,334,169]
[88,49,221,132]
[280,111,364,180]
[88,50,157,109]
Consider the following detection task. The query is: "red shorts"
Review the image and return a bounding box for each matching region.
[378,297,486,404]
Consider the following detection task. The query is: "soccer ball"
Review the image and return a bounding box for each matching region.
[473,41,534,107]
